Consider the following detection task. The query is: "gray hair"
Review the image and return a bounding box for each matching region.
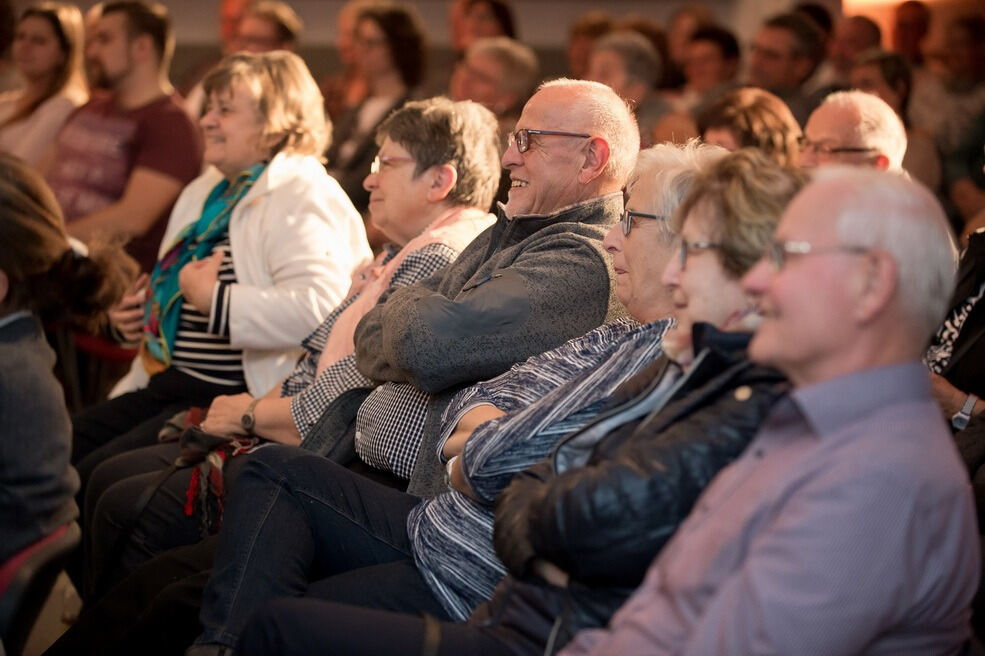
[591,30,662,89]
[815,166,957,339]
[628,140,728,244]
[468,36,540,103]
[819,90,907,170]
[538,78,640,186]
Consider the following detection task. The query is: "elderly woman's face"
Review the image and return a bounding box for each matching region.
[660,205,749,354]
[200,81,268,180]
[601,175,677,324]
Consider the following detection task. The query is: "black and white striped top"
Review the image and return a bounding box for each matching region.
[171,238,245,387]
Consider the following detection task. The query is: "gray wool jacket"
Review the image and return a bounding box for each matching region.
[349,192,628,495]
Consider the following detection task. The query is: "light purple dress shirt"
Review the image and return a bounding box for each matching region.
[561,361,979,656]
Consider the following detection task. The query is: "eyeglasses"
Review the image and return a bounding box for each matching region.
[369,154,415,175]
[508,128,592,154]
[620,209,664,236]
[767,240,870,270]
[679,240,722,268]
[797,136,877,156]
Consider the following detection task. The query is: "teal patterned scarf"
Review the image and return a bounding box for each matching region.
[141,164,266,371]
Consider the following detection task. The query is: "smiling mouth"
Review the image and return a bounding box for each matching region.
[510,179,528,188]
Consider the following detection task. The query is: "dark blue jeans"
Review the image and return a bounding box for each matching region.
[195,444,445,648]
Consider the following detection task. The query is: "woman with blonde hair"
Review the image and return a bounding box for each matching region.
[0,2,87,165]
[68,50,370,574]
[0,153,135,565]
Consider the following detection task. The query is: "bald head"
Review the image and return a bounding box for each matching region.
[501,79,639,217]
[744,167,956,385]
[537,78,640,186]
[801,91,907,171]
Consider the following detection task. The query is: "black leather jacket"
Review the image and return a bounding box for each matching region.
[484,324,788,653]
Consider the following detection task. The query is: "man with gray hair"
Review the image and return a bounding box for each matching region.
[450,36,539,135]
[561,167,978,655]
[586,30,670,146]
[799,89,907,171]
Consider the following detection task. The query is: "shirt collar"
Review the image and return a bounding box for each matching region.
[790,361,931,437]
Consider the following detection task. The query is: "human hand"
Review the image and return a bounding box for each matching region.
[108,272,149,343]
[929,372,965,418]
[441,404,506,459]
[200,392,253,437]
[179,250,223,315]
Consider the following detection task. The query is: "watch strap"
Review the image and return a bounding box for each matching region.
[951,393,979,430]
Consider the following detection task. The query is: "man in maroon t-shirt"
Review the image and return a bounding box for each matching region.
[45,1,202,271]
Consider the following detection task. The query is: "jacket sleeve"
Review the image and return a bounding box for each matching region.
[228,185,370,350]
[353,236,612,393]
[520,380,784,587]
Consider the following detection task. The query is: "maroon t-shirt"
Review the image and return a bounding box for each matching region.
[46,93,203,270]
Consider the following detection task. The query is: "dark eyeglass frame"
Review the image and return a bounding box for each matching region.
[620,209,664,236]
[767,240,870,270]
[679,240,723,269]
[797,135,877,155]
[509,128,592,153]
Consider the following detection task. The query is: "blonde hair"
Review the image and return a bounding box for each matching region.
[674,148,808,277]
[202,50,329,157]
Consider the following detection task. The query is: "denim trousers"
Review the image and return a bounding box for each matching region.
[196,444,448,648]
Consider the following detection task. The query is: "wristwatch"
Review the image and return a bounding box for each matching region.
[240,398,261,435]
[951,393,979,431]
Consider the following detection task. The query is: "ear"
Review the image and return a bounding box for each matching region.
[577,136,611,185]
[425,163,458,203]
[852,250,898,324]
[130,33,154,63]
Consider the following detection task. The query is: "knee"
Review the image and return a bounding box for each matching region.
[236,598,305,656]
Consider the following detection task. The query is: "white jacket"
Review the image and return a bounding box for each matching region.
[111,152,371,397]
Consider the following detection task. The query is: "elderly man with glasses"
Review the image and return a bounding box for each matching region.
[561,167,977,655]
[798,90,908,171]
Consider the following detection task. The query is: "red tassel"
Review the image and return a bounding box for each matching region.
[185,466,200,516]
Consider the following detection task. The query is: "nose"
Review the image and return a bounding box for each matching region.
[199,106,217,130]
[741,256,772,296]
[363,169,379,192]
[660,247,681,288]
[602,223,622,254]
[501,134,522,169]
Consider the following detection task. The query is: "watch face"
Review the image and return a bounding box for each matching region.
[241,412,255,431]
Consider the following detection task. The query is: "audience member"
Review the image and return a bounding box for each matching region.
[43,1,202,272]
[449,36,538,137]
[321,0,370,122]
[229,147,804,656]
[697,87,801,166]
[747,12,826,125]
[66,51,370,598]
[673,25,740,113]
[326,1,426,234]
[909,14,985,159]
[927,225,985,429]
[561,166,976,656]
[0,153,135,565]
[810,14,881,93]
[81,97,501,595]
[457,0,515,54]
[184,0,302,119]
[566,10,612,80]
[794,2,833,41]
[799,90,906,171]
[892,0,930,67]
[851,48,941,190]
[614,15,671,90]
[663,4,715,90]
[48,77,638,654]
[586,30,669,148]
[0,3,87,166]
